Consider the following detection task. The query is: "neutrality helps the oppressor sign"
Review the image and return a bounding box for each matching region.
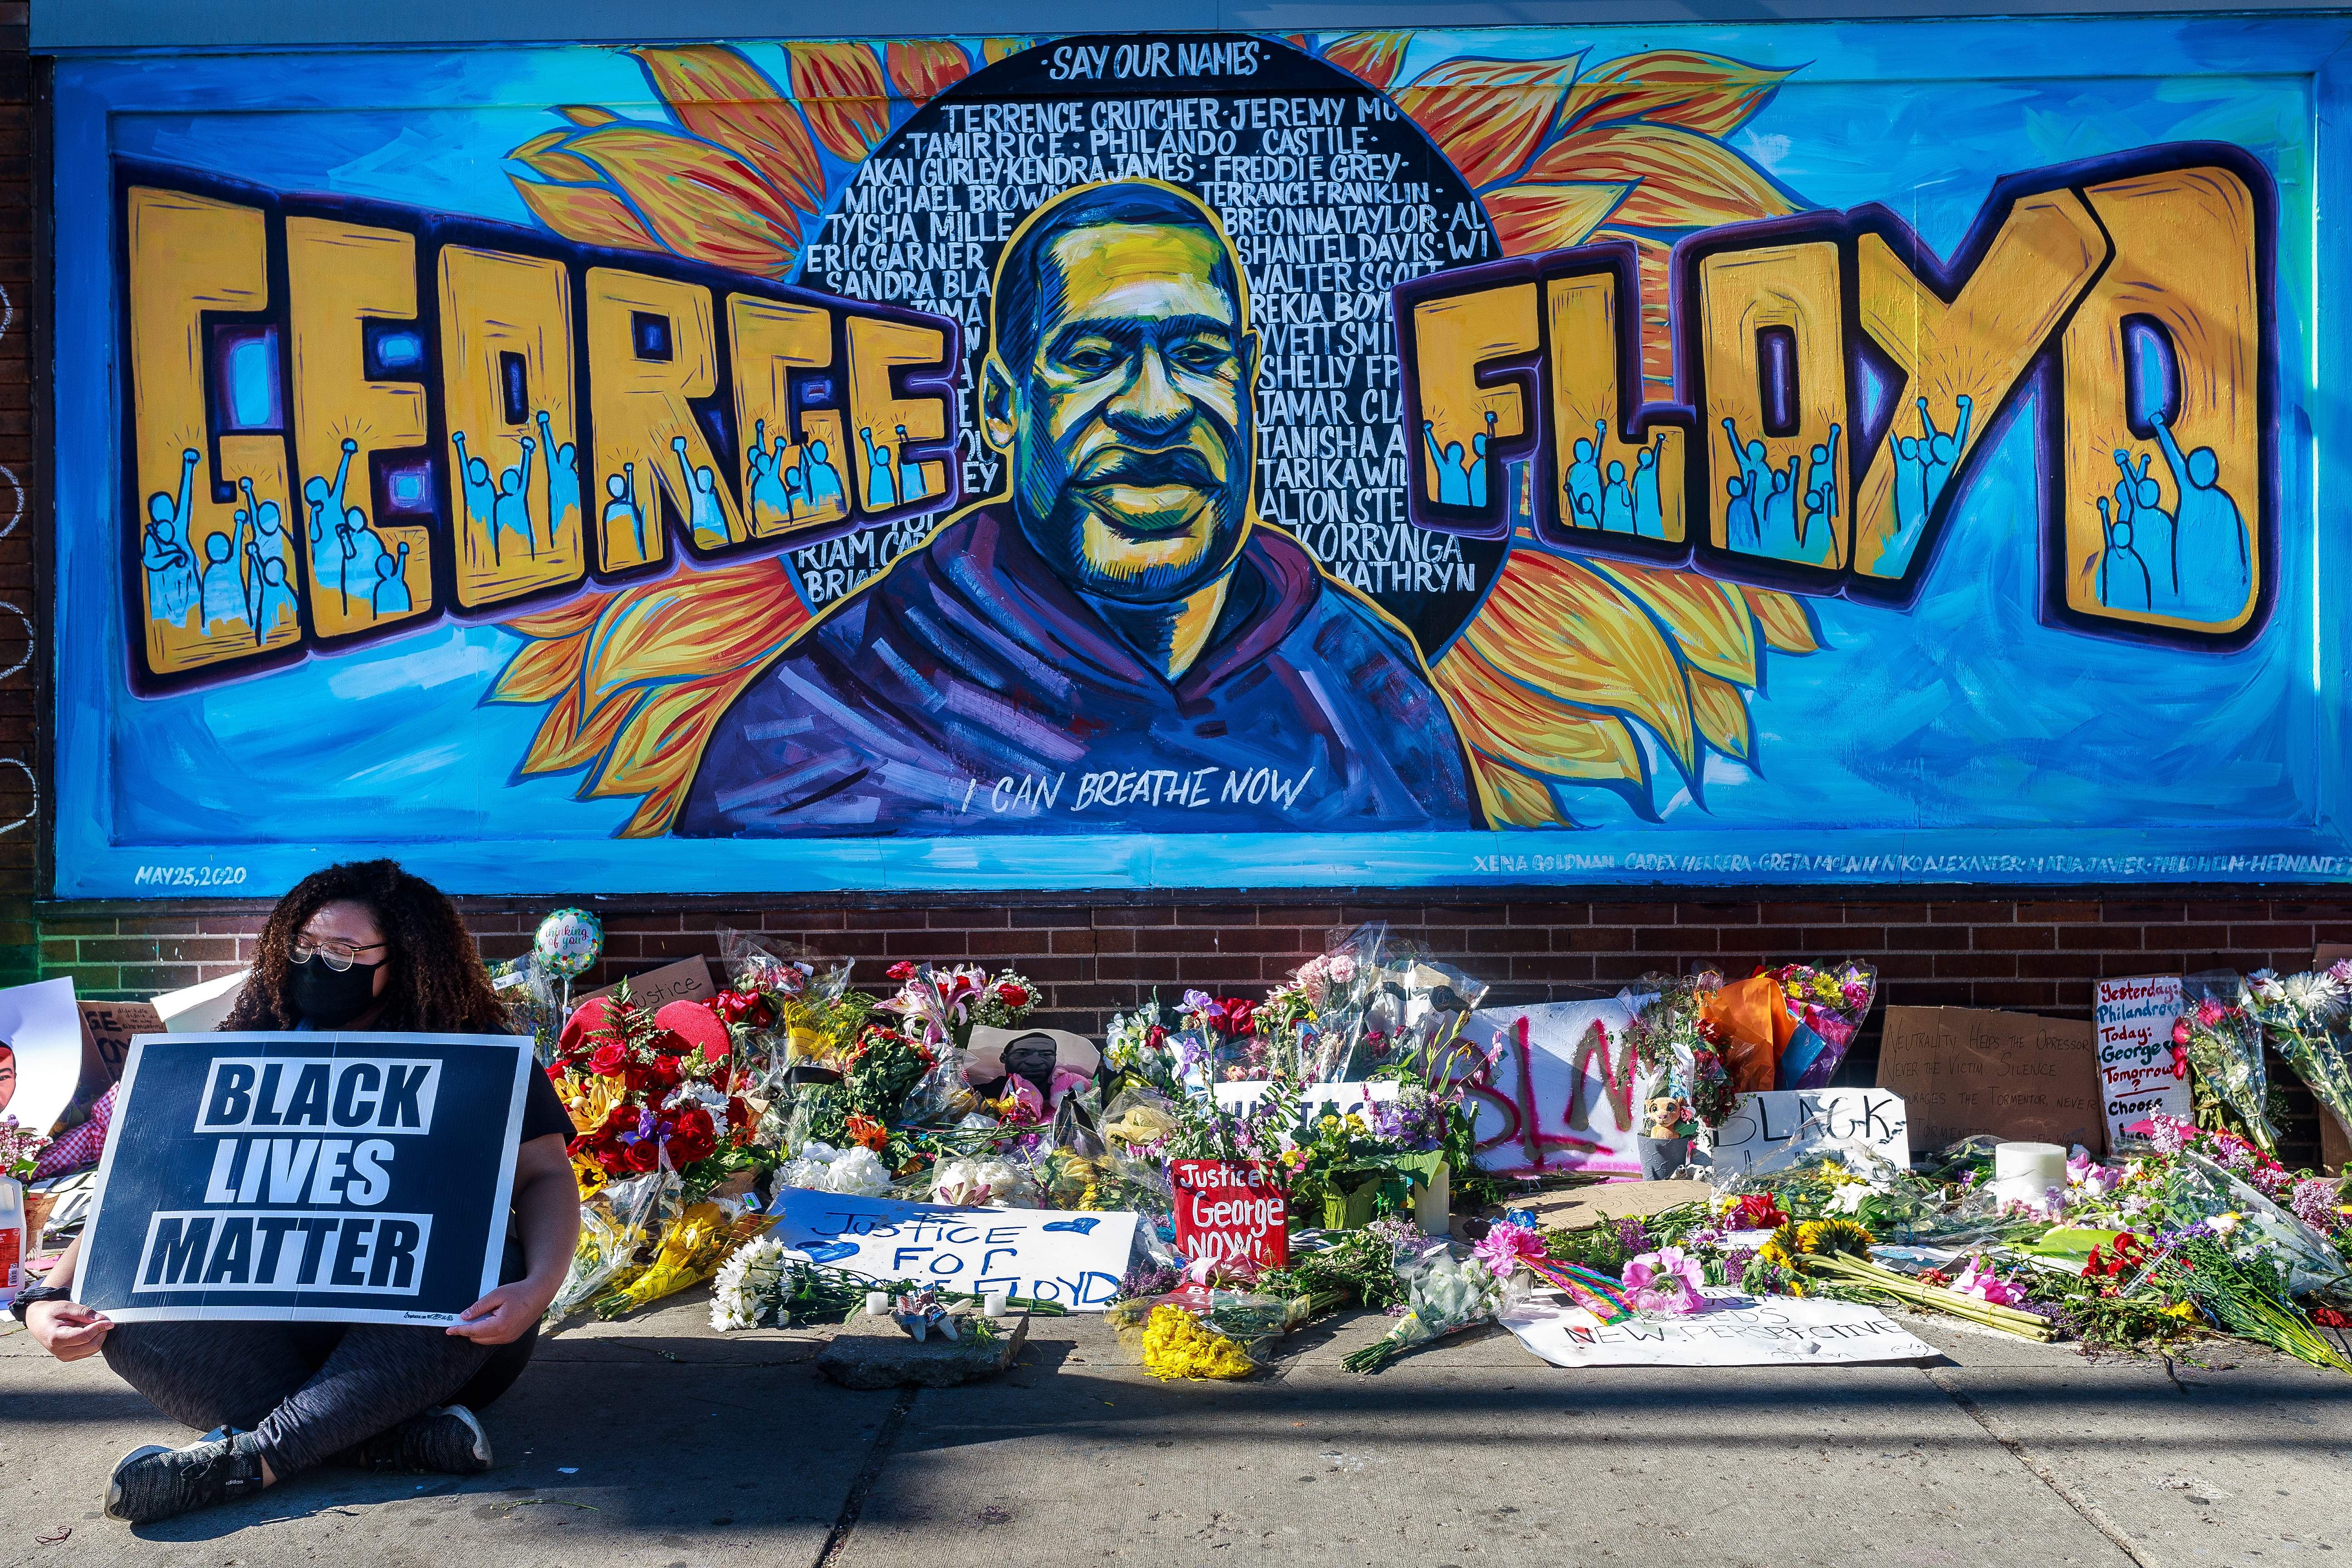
[74,1033,532,1324]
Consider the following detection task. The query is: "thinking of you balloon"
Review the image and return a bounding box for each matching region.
[533,907,605,980]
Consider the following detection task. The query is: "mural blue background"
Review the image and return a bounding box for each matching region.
[48,19,2352,896]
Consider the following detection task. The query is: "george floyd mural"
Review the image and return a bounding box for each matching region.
[49,21,2345,894]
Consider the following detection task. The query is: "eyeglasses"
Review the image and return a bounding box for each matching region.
[291,936,387,972]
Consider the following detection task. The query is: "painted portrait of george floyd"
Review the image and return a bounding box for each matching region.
[674,180,1480,838]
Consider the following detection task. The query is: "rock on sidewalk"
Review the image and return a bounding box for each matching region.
[818,1313,1030,1389]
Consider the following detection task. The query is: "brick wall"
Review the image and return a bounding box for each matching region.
[0,11,36,988]
[37,887,2349,1168]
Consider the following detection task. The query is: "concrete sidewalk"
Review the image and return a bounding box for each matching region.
[3,1294,2347,1568]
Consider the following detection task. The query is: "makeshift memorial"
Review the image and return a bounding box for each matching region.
[2178,971,2280,1153]
[549,986,750,1201]
[2094,975,2190,1144]
[1341,1244,1508,1373]
[1754,1219,2057,1339]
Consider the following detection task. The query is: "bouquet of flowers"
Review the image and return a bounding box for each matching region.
[1625,972,1736,1136]
[1772,960,1878,1089]
[1341,1243,1507,1372]
[708,1235,867,1330]
[0,1117,49,1181]
[877,960,1037,1052]
[774,1140,894,1197]
[549,985,746,1196]
[2244,961,2352,1147]
[929,1153,1041,1208]
[1171,990,1271,1084]
[1103,997,1184,1096]
[593,1199,767,1319]
[2178,971,2280,1154]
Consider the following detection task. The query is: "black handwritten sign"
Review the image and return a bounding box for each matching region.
[1707,1089,1911,1177]
[1876,1007,2103,1156]
[74,1032,530,1324]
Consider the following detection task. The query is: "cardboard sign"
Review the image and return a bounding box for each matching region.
[1876,1006,2104,1157]
[0,978,91,1138]
[1169,1160,1289,1272]
[1502,1287,1938,1367]
[577,956,715,1009]
[2323,1107,2350,1176]
[1459,998,1646,1176]
[2315,945,2352,970]
[2092,976,2190,1147]
[1705,1089,1911,1178]
[767,1188,1135,1309]
[77,1000,161,1106]
[74,1032,532,1324]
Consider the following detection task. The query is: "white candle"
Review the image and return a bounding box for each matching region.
[983,1291,1009,1318]
[1990,1141,2067,1204]
[864,1291,890,1316]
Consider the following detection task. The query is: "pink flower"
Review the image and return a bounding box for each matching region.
[1951,1255,2029,1308]
[1622,1247,1705,1315]
[1473,1221,1548,1276]
[2066,1150,2120,1196]
[995,1074,1047,1125]
[2194,997,2229,1027]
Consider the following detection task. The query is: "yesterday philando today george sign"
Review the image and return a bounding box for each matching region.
[74,1033,532,1324]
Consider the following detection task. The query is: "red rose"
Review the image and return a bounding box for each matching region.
[1224,999,1257,1038]
[647,1054,684,1089]
[666,1105,717,1165]
[596,1145,624,1174]
[600,1104,637,1138]
[888,960,917,981]
[588,1043,628,1077]
[544,1062,567,1083]
[713,990,774,1028]
[996,981,1030,1009]
[622,1138,662,1172]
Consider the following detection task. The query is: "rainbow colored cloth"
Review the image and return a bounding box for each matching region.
[1525,1259,1635,1323]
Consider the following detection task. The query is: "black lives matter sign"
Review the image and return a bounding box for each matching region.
[74,1033,531,1324]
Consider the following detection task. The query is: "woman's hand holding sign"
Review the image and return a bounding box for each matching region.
[446,1129,578,1345]
[30,1298,115,1361]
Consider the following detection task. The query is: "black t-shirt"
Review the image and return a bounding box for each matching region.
[519,1065,573,1147]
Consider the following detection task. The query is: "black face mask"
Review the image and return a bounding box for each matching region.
[289,956,384,1029]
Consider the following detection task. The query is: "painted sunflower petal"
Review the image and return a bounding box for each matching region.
[1481,182,1628,257]
[1396,53,1585,188]
[887,40,973,103]
[1744,585,1825,655]
[1322,30,1413,91]
[1433,642,1646,787]
[508,175,663,255]
[788,42,892,162]
[1591,560,1759,687]
[561,124,800,274]
[631,45,827,215]
[1532,122,1798,230]
[1556,49,1795,140]
[1687,668,1754,764]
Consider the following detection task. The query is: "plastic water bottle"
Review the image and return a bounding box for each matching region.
[0,1175,24,1304]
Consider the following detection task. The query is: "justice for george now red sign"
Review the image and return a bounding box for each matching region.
[1169,1160,1289,1272]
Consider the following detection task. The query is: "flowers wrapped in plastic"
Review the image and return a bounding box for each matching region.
[1626,971,1736,1136]
[593,1198,768,1319]
[775,1140,895,1198]
[1341,1243,1507,1373]
[708,1235,868,1331]
[541,1167,679,1330]
[929,1153,1040,1208]
[2179,971,2279,1154]
[1772,960,1878,1089]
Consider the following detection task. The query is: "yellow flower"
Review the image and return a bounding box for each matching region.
[1343,1112,1368,1135]
[2162,1301,2198,1321]
[1795,1219,1874,1259]
[1140,1306,1253,1380]
[1320,1115,1341,1132]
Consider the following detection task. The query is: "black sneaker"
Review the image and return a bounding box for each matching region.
[103,1432,267,1524]
[334,1405,492,1475]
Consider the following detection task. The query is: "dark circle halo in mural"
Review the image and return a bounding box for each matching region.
[794,33,1505,656]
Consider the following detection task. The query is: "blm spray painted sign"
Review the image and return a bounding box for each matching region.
[74,1033,531,1324]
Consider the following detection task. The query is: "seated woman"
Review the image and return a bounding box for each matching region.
[16,859,580,1526]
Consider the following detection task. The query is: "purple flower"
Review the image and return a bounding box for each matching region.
[1616,1217,1653,1256]
[1181,989,1215,1013]
[2292,1177,2344,1235]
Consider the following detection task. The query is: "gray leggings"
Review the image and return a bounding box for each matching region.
[101,1320,526,1475]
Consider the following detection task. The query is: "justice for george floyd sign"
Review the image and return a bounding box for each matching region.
[74,1033,532,1325]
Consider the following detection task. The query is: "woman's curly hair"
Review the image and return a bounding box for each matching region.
[221,859,510,1034]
